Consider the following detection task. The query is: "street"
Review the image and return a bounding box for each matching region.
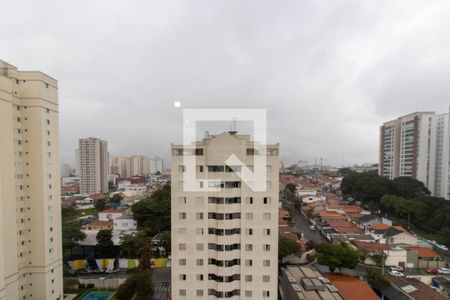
[289,204,327,244]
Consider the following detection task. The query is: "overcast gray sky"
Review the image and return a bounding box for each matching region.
[2,0,450,167]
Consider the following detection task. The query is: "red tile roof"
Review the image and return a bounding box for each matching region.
[326,274,379,300]
[353,241,390,252]
[408,247,439,257]
[372,223,391,230]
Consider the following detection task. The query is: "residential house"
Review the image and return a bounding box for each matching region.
[113,215,137,232]
[98,209,126,221]
[82,220,112,231]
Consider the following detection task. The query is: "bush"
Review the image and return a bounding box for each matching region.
[78,283,86,289]
[86,283,95,288]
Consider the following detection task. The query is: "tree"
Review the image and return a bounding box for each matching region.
[279,236,301,260]
[110,194,123,205]
[315,243,360,273]
[119,231,152,258]
[132,185,171,235]
[94,199,106,212]
[95,230,116,258]
[61,207,86,261]
[366,268,388,288]
[393,176,430,199]
[116,270,153,300]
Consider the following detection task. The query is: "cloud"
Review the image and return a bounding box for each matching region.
[1,0,449,167]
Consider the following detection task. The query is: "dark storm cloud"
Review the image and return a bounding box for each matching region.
[1,0,449,167]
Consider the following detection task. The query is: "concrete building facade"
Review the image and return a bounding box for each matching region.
[110,155,150,177]
[171,132,279,299]
[150,156,164,174]
[78,137,109,195]
[0,60,63,300]
[379,110,450,199]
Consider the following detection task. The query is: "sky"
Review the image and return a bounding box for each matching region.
[1,0,450,167]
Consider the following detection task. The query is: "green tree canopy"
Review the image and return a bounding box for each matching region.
[315,243,360,273]
[61,207,86,261]
[393,176,430,198]
[94,199,107,212]
[132,185,171,235]
[279,236,301,260]
[116,270,153,300]
[95,230,116,258]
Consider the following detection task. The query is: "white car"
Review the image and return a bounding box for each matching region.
[390,266,403,272]
[389,270,404,277]
[309,225,315,231]
[438,268,450,274]
[436,244,449,251]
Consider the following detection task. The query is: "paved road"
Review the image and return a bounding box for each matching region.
[289,204,327,244]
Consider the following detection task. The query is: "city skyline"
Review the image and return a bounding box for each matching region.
[2,1,450,167]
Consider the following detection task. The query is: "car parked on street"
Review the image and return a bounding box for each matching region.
[388,270,404,277]
[426,268,438,274]
[438,268,450,274]
[389,266,403,272]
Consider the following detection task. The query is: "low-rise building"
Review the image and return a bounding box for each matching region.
[406,247,447,269]
[82,220,113,231]
[325,274,379,300]
[98,209,126,221]
[113,215,137,231]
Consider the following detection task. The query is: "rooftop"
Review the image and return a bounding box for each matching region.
[326,274,379,300]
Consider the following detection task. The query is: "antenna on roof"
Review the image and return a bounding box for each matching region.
[229,117,237,135]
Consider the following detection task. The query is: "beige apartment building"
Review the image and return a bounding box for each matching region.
[0,60,63,299]
[78,137,109,195]
[171,132,279,299]
[111,155,150,177]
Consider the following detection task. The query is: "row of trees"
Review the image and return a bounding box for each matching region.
[341,171,450,245]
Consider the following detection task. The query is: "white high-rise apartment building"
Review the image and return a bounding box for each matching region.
[150,156,164,174]
[171,132,279,299]
[379,110,450,199]
[0,60,63,300]
[78,137,109,195]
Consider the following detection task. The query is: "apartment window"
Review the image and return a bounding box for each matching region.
[263,197,271,204]
[263,244,271,251]
[196,197,204,205]
[179,243,186,251]
[46,119,50,125]
[179,259,186,266]
[179,212,186,220]
[245,213,253,220]
[178,197,186,204]
[196,243,204,251]
[263,260,270,267]
[263,213,271,220]
[266,165,272,172]
[266,181,272,188]
[178,228,187,234]
[245,275,252,282]
[195,228,204,235]
[196,165,204,172]
[196,212,204,220]
[179,274,187,281]
[263,275,270,283]
[245,291,252,297]
[245,259,252,267]
[179,165,186,172]
[196,274,204,281]
[263,228,271,236]
[179,289,186,296]
[46,108,50,113]
[245,228,253,236]
[196,290,204,297]
[245,197,253,204]
[245,244,253,251]
[263,291,270,298]
[196,259,204,266]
